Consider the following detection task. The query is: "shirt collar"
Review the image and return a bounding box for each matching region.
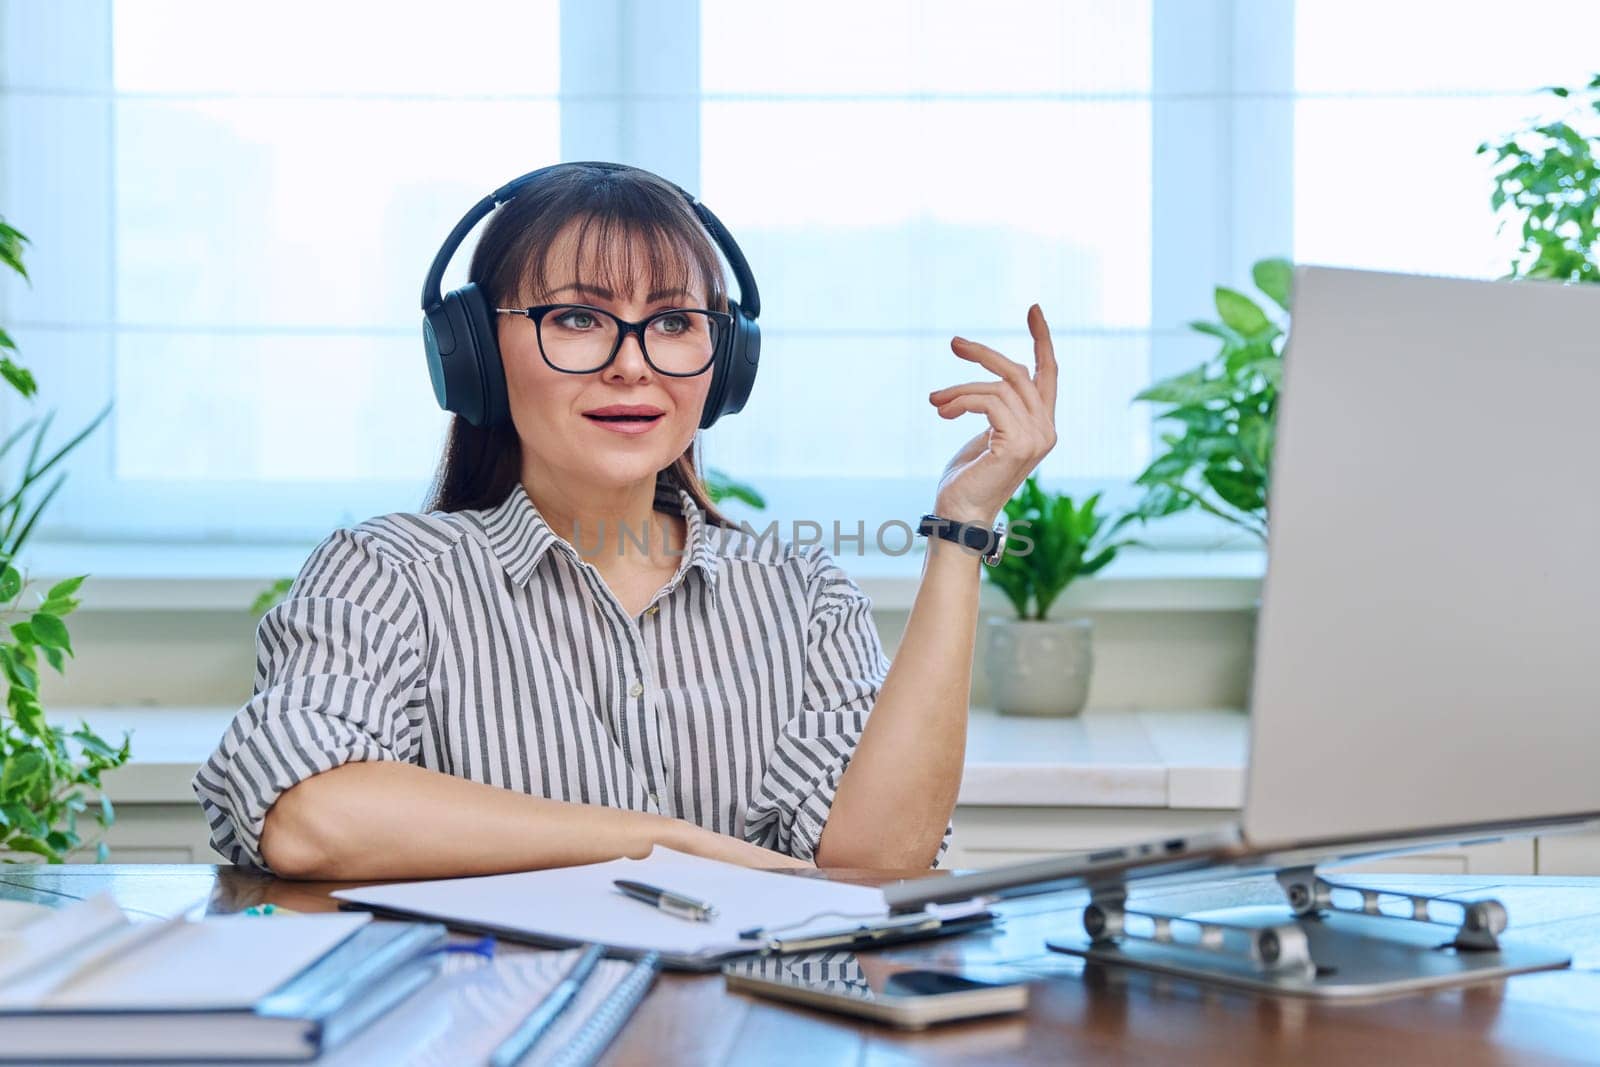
[480,481,721,594]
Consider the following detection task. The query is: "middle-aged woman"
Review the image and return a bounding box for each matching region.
[193,161,1059,880]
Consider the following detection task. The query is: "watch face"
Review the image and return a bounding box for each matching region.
[983,529,1008,565]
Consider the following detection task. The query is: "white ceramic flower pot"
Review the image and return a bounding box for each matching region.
[984,616,1094,716]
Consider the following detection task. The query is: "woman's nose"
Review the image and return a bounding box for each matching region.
[604,330,652,381]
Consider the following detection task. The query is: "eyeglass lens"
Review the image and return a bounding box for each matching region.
[536,305,720,375]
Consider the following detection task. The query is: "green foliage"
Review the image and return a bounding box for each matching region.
[1476,74,1600,283]
[984,476,1141,621]
[0,216,126,863]
[0,568,129,863]
[250,577,294,617]
[1130,258,1288,544]
[703,468,766,510]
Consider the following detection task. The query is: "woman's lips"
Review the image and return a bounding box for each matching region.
[582,412,665,436]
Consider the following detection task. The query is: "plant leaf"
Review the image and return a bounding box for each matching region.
[0,749,47,795]
[1251,258,1294,311]
[45,576,86,601]
[29,613,72,655]
[1215,287,1272,337]
[1204,467,1266,512]
[0,358,37,399]
[249,577,295,617]
[0,565,20,601]
[6,835,59,862]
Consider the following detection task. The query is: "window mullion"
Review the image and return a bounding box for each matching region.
[560,0,701,192]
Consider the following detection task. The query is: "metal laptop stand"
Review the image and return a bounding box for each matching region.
[1046,867,1570,998]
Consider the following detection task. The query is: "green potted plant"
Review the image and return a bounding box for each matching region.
[1130,257,1291,544]
[0,216,127,863]
[1477,74,1600,282]
[981,476,1140,716]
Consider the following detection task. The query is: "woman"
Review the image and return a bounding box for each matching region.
[192,162,1058,880]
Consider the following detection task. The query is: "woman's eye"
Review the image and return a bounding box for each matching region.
[654,313,689,335]
[555,310,596,329]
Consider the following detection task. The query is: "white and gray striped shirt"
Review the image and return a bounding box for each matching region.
[193,481,949,870]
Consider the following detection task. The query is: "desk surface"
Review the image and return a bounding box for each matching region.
[4,865,1599,1065]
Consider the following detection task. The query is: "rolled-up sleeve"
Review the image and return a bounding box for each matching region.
[744,545,953,867]
[191,527,426,869]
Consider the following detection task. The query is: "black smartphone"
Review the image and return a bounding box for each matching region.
[722,953,1028,1030]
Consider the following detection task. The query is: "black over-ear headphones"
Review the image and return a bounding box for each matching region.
[421,161,761,431]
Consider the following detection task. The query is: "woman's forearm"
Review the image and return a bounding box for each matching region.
[259,760,806,880]
[815,533,983,869]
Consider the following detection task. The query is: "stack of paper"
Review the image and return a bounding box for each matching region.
[334,847,989,968]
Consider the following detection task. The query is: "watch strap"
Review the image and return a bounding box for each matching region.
[916,514,1006,565]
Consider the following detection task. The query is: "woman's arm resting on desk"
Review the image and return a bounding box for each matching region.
[815,305,1059,870]
[260,761,808,881]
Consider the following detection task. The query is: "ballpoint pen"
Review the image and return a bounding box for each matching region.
[613,879,719,922]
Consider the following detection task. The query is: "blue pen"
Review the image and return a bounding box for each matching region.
[488,944,605,1067]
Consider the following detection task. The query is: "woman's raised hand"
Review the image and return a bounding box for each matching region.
[927,304,1060,525]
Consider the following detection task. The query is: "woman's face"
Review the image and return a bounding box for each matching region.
[499,217,714,495]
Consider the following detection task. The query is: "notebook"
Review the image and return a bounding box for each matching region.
[319,947,659,1067]
[333,847,993,971]
[0,893,448,1062]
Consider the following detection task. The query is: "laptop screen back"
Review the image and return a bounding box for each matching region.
[1243,266,1600,851]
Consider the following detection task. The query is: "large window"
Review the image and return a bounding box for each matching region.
[698,1,1154,541]
[4,1,1597,555]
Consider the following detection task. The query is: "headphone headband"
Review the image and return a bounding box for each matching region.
[420,161,760,318]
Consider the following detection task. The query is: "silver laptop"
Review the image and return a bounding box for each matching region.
[887,265,1600,911]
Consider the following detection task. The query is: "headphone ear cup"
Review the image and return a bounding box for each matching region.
[697,347,731,431]
[707,299,761,428]
[425,291,480,423]
[456,283,510,427]
[425,284,509,428]
[698,301,760,430]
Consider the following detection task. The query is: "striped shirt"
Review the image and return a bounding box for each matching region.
[192,480,950,870]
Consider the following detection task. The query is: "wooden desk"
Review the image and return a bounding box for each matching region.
[4,865,1599,1065]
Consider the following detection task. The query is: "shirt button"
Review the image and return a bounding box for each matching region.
[628,681,644,698]
[645,605,659,616]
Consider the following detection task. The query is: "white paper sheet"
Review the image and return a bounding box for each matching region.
[334,848,922,960]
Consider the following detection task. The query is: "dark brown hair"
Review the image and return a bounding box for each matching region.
[421,162,737,528]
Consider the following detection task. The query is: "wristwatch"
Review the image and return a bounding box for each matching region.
[916,513,1008,566]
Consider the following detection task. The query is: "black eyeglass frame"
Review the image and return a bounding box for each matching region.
[495,303,733,377]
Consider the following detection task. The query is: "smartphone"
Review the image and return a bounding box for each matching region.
[722,953,1028,1030]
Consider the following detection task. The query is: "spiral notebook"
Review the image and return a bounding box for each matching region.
[321,947,658,1067]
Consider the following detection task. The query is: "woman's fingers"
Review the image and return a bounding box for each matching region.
[1029,304,1059,414]
[949,335,1046,417]
[935,393,1045,454]
[928,380,1032,428]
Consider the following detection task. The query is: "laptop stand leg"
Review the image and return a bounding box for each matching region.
[1046,868,1566,999]
[1274,866,1507,951]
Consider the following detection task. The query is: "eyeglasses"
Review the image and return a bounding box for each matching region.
[495,303,731,377]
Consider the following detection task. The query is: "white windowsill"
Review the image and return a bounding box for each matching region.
[16,541,1266,614]
[79,705,1248,809]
